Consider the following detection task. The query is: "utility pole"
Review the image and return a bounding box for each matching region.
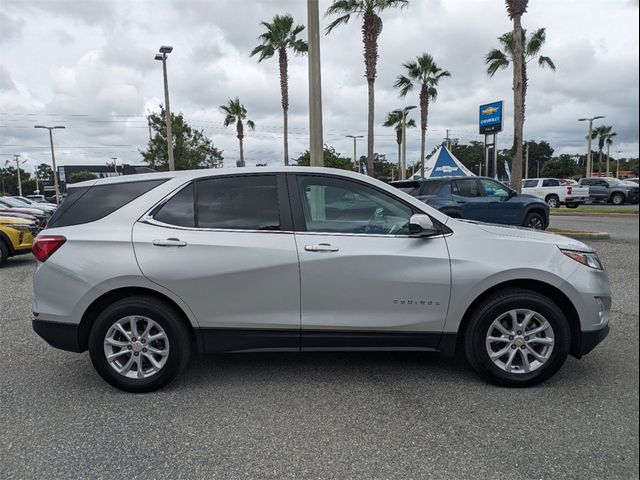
[155,46,175,171]
[307,0,324,167]
[346,135,364,172]
[605,143,611,176]
[616,150,622,178]
[14,155,23,196]
[524,142,529,179]
[578,116,604,177]
[34,125,65,204]
[443,129,450,149]
[34,167,39,193]
[401,106,417,179]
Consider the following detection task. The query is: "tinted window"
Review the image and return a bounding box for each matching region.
[48,179,166,228]
[522,180,538,188]
[297,175,412,235]
[542,179,560,187]
[452,179,481,197]
[479,179,511,197]
[196,175,279,230]
[421,181,445,196]
[154,183,195,227]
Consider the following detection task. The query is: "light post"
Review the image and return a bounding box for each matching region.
[346,135,364,173]
[34,125,65,204]
[155,46,175,171]
[401,106,417,180]
[616,150,622,178]
[578,116,604,177]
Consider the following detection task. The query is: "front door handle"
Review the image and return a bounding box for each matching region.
[153,238,187,247]
[305,243,339,252]
[456,200,467,204]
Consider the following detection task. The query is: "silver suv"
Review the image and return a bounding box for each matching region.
[32,168,611,392]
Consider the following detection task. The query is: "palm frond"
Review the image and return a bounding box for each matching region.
[538,55,556,70]
[526,28,546,57]
[326,0,360,16]
[325,14,351,34]
[394,75,414,98]
[485,49,510,77]
[246,119,256,131]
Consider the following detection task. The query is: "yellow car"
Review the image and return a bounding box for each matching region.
[0,216,36,267]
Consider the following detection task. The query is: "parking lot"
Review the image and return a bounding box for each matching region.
[1,214,638,480]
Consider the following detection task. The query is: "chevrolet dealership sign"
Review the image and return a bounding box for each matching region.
[479,100,503,134]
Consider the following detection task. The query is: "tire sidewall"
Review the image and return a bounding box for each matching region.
[612,193,624,205]
[88,297,191,393]
[0,240,8,267]
[524,212,545,230]
[467,292,570,387]
[546,195,559,208]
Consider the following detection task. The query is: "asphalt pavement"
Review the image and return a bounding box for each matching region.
[1,215,638,480]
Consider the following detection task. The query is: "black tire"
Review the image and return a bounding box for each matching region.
[88,296,191,393]
[611,192,625,205]
[0,239,8,267]
[523,212,546,230]
[565,203,579,209]
[545,195,560,208]
[463,289,570,387]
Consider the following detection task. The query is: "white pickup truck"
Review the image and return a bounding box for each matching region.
[521,178,590,208]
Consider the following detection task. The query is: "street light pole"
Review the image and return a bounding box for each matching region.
[401,106,417,180]
[578,116,604,177]
[346,135,364,172]
[14,154,24,196]
[307,0,324,167]
[616,150,622,178]
[155,46,175,171]
[34,125,65,204]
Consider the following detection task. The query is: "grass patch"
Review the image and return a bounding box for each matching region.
[550,208,638,215]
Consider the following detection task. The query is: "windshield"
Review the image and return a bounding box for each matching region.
[0,197,26,207]
[607,178,622,186]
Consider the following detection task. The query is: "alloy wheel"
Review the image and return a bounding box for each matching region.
[485,309,555,374]
[103,316,170,379]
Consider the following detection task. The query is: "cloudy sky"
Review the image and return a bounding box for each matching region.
[1,0,638,172]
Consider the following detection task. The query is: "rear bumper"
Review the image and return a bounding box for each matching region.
[576,325,609,358]
[32,318,84,353]
[564,197,588,204]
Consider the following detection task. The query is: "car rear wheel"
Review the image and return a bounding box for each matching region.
[565,203,579,209]
[88,296,191,392]
[545,195,560,208]
[463,289,570,387]
[611,192,625,205]
[523,212,545,230]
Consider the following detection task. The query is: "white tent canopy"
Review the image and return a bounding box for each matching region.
[421,144,475,178]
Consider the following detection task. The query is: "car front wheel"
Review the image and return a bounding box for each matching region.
[524,212,546,230]
[463,289,570,387]
[88,296,191,392]
[611,193,625,205]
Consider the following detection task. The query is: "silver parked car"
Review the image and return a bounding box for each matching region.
[32,168,611,392]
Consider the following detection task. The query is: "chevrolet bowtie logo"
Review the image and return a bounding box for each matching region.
[482,106,499,115]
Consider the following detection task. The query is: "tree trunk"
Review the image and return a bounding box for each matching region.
[598,148,603,173]
[237,120,245,167]
[419,85,428,178]
[396,128,402,172]
[511,14,525,192]
[279,47,289,166]
[362,12,380,177]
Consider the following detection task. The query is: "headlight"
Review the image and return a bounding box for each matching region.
[4,223,30,232]
[560,249,603,270]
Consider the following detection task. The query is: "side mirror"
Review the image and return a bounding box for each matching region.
[408,214,437,236]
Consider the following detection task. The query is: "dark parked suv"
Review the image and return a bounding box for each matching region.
[390,177,550,229]
[579,177,639,205]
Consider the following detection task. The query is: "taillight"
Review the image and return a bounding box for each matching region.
[567,186,573,195]
[32,235,66,262]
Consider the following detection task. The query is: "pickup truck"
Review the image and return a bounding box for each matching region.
[579,177,639,205]
[521,178,590,208]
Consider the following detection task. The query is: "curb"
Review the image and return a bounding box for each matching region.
[547,228,610,240]
[550,211,638,217]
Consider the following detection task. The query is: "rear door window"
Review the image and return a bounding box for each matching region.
[452,179,481,197]
[542,179,560,187]
[522,180,538,188]
[154,183,195,227]
[48,179,166,228]
[195,175,280,230]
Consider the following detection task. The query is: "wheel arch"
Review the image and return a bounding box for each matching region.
[451,279,581,358]
[609,191,626,202]
[524,206,549,228]
[78,287,197,352]
[0,231,16,256]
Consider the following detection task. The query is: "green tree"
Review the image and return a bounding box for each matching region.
[36,163,54,183]
[220,98,255,168]
[0,166,32,196]
[382,109,416,173]
[251,14,308,166]
[141,106,223,171]
[590,125,616,173]
[69,171,98,184]
[295,145,353,170]
[486,28,556,119]
[450,141,485,175]
[394,53,450,177]
[326,0,409,177]
[540,156,577,178]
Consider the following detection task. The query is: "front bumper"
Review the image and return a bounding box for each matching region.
[576,324,609,357]
[32,318,84,353]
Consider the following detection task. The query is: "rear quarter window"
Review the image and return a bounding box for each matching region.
[48,179,166,228]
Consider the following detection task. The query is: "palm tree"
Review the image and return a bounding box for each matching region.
[382,109,416,173]
[220,98,255,167]
[326,0,409,177]
[590,125,616,174]
[251,14,308,166]
[605,131,617,175]
[485,28,556,118]
[497,0,528,192]
[394,54,450,178]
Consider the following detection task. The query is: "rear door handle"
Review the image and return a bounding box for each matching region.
[153,238,187,247]
[304,243,339,252]
[456,200,467,204]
